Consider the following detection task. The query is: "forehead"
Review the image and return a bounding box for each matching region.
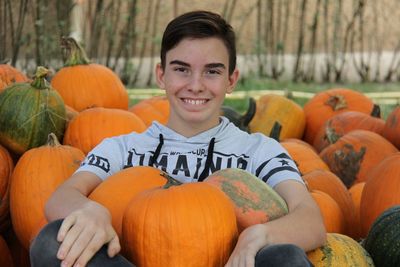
[166,37,229,65]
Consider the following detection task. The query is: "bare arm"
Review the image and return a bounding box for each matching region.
[225,180,326,267]
[45,171,120,267]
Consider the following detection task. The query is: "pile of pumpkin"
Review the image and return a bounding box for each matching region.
[1,37,400,267]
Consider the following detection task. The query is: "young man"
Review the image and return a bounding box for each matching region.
[30,10,326,267]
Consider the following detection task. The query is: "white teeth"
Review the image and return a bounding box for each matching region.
[183,99,207,105]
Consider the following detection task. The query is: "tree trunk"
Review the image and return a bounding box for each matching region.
[292,0,307,82]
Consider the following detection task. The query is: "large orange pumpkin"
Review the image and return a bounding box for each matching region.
[319,129,398,188]
[0,145,14,233]
[249,94,306,139]
[89,166,167,238]
[63,107,146,154]
[382,106,400,149]
[0,63,29,92]
[303,88,375,144]
[122,175,238,267]
[360,152,400,237]
[312,110,385,152]
[9,134,85,249]
[303,169,358,238]
[129,96,170,127]
[51,37,129,111]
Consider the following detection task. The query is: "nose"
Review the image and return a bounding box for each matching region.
[188,73,205,93]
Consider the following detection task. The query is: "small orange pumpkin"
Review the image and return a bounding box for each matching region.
[0,63,29,92]
[51,37,129,111]
[348,182,365,240]
[129,96,170,126]
[0,145,14,233]
[9,134,85,249]
[382,106,400,149]
[63,107,146,154]
[303,88,375,144]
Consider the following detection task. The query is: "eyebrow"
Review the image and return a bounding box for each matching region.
[169,60,226,69]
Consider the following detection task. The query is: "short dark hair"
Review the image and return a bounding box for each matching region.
[160,10,237,75]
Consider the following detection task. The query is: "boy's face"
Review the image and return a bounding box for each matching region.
[156,37,239,136]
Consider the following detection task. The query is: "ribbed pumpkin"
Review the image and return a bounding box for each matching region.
[360,152,400,237]
[0,145,14,233]
[0,235,13,267]
[310,190,345,234]
[303,169,358,238]
[51,37,129,111]
[313,110,385,152]
[320,129,398,188]
[9,134,85,249]
[0,67,66,155]
[303,88,375,145]
[249,94,306,139]
[363,205,400,267]
[129,96,170,127]
[382,106,400,149]
[280,141,330,175]
[122,175,238,267]
[89,166,167,239]
[307,233,374,266]
[63,107,146,154]
[0,63,29,92]
[204,168,288,232]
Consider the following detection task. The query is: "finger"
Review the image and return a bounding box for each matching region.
[61,227,96,267]
[57,215,77,242]
[107,235,121,257]
[57,223,84,260]
[74,230,109,267]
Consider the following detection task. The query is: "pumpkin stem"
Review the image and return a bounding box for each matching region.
[269,121,282,142]
[30,66,51,89]
[241,97,256,129]
[46,133,61,147]
[325,95,347,111]
[160,172,182,188]
[325,126,340,144]
[370,104,381,118]
[61,36,90,66]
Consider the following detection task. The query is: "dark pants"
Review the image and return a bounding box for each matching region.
[30,220,313,267]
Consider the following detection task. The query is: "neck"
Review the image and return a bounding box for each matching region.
[167,118,220,138]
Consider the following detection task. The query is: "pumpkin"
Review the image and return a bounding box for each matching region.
[0,235,13,267]
[63,107,146,154]
[220,97,256,132]
[129,95,170,126]
[249,94,306,139]
[382,106,400,149]
[349,182,365,241]
[303,88,375,144]
[0,145,14,233]
[0,66,66,155]
[363,205,400,267]
[360,152,400,237]
[122,175,238,267]
[313,110,385,152]
[319,129,398,188]
[307,233,374,266]
[9,133,85,249]
[89,166,167,238]
[0,63,29,92]
[51,37,129,111]
[204,168,288,232]
[280,141,330,175]
[303,169,358,238]
[310,190,345,234]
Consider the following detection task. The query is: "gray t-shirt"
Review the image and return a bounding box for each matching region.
[77,117,302,188]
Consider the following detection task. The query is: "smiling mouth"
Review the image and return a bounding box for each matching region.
[182,98,208,105]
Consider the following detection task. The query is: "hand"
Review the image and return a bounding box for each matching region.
[55,201,120,267]
[225,224,269,267]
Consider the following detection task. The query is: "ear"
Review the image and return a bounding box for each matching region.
[226,68,239,94]
[155,63,166,90]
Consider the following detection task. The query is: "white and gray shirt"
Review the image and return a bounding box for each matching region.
[77,117,302,188]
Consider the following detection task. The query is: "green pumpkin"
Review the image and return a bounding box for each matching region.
[363,205,400,267]
[0,66,66,155]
